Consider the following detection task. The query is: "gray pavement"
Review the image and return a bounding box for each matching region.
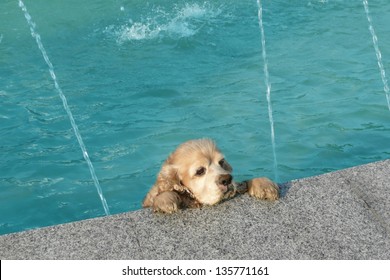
[1,159,389,259]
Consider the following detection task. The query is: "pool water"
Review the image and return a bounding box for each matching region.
[1,0,389,235]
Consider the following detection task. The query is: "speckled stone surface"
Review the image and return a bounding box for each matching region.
[1,159,389,259]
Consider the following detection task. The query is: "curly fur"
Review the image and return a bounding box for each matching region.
[143,139,279,213]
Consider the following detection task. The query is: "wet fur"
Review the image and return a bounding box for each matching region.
[143,139,279,213]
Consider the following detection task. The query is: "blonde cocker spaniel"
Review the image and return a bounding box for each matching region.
[143,139,279,213]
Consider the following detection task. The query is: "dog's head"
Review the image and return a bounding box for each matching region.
[152,139,234,206]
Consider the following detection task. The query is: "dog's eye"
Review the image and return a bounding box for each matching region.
[195,167,206,176]
[218,159,225,166]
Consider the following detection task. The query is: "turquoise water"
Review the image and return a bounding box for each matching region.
[1,0,389,235]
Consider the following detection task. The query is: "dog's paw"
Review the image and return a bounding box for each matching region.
[247,177,279,201]
[153,191,181,214]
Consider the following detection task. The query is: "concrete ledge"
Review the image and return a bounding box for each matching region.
[1,159,390,259]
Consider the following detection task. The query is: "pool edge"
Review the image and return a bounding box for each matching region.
[1,159,390,259]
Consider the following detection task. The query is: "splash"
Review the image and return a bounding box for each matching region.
[109,2,221,43]
[363,0,390,111]
[18,0,110,215]
[257,0,278,182]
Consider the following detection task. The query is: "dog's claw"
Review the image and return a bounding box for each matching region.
[247,177,279,201]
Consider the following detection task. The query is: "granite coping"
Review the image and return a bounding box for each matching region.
[1,159,389,259]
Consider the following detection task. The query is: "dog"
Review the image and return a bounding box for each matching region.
[143,138,279,213]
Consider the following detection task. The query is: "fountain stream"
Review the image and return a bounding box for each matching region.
[256,0,278,182]
[18,0,110,215]
[363,0,390,111]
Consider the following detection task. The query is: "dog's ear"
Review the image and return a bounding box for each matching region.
[155,163,181,192]
[142,164,180,208]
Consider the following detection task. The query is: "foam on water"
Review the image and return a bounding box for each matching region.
[108,3,221,43]
[363,0,390,111]
[18,0,110,216]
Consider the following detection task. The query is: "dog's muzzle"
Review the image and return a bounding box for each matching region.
[217,174,233,193]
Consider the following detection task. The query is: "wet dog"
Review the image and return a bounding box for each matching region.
[143,139,279,213]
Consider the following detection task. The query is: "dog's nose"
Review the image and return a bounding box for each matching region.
[219,174,232,186]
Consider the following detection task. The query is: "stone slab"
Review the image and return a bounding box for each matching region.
[1,159,389,259]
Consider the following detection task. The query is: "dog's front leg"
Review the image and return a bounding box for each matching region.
[153,191,182,213]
